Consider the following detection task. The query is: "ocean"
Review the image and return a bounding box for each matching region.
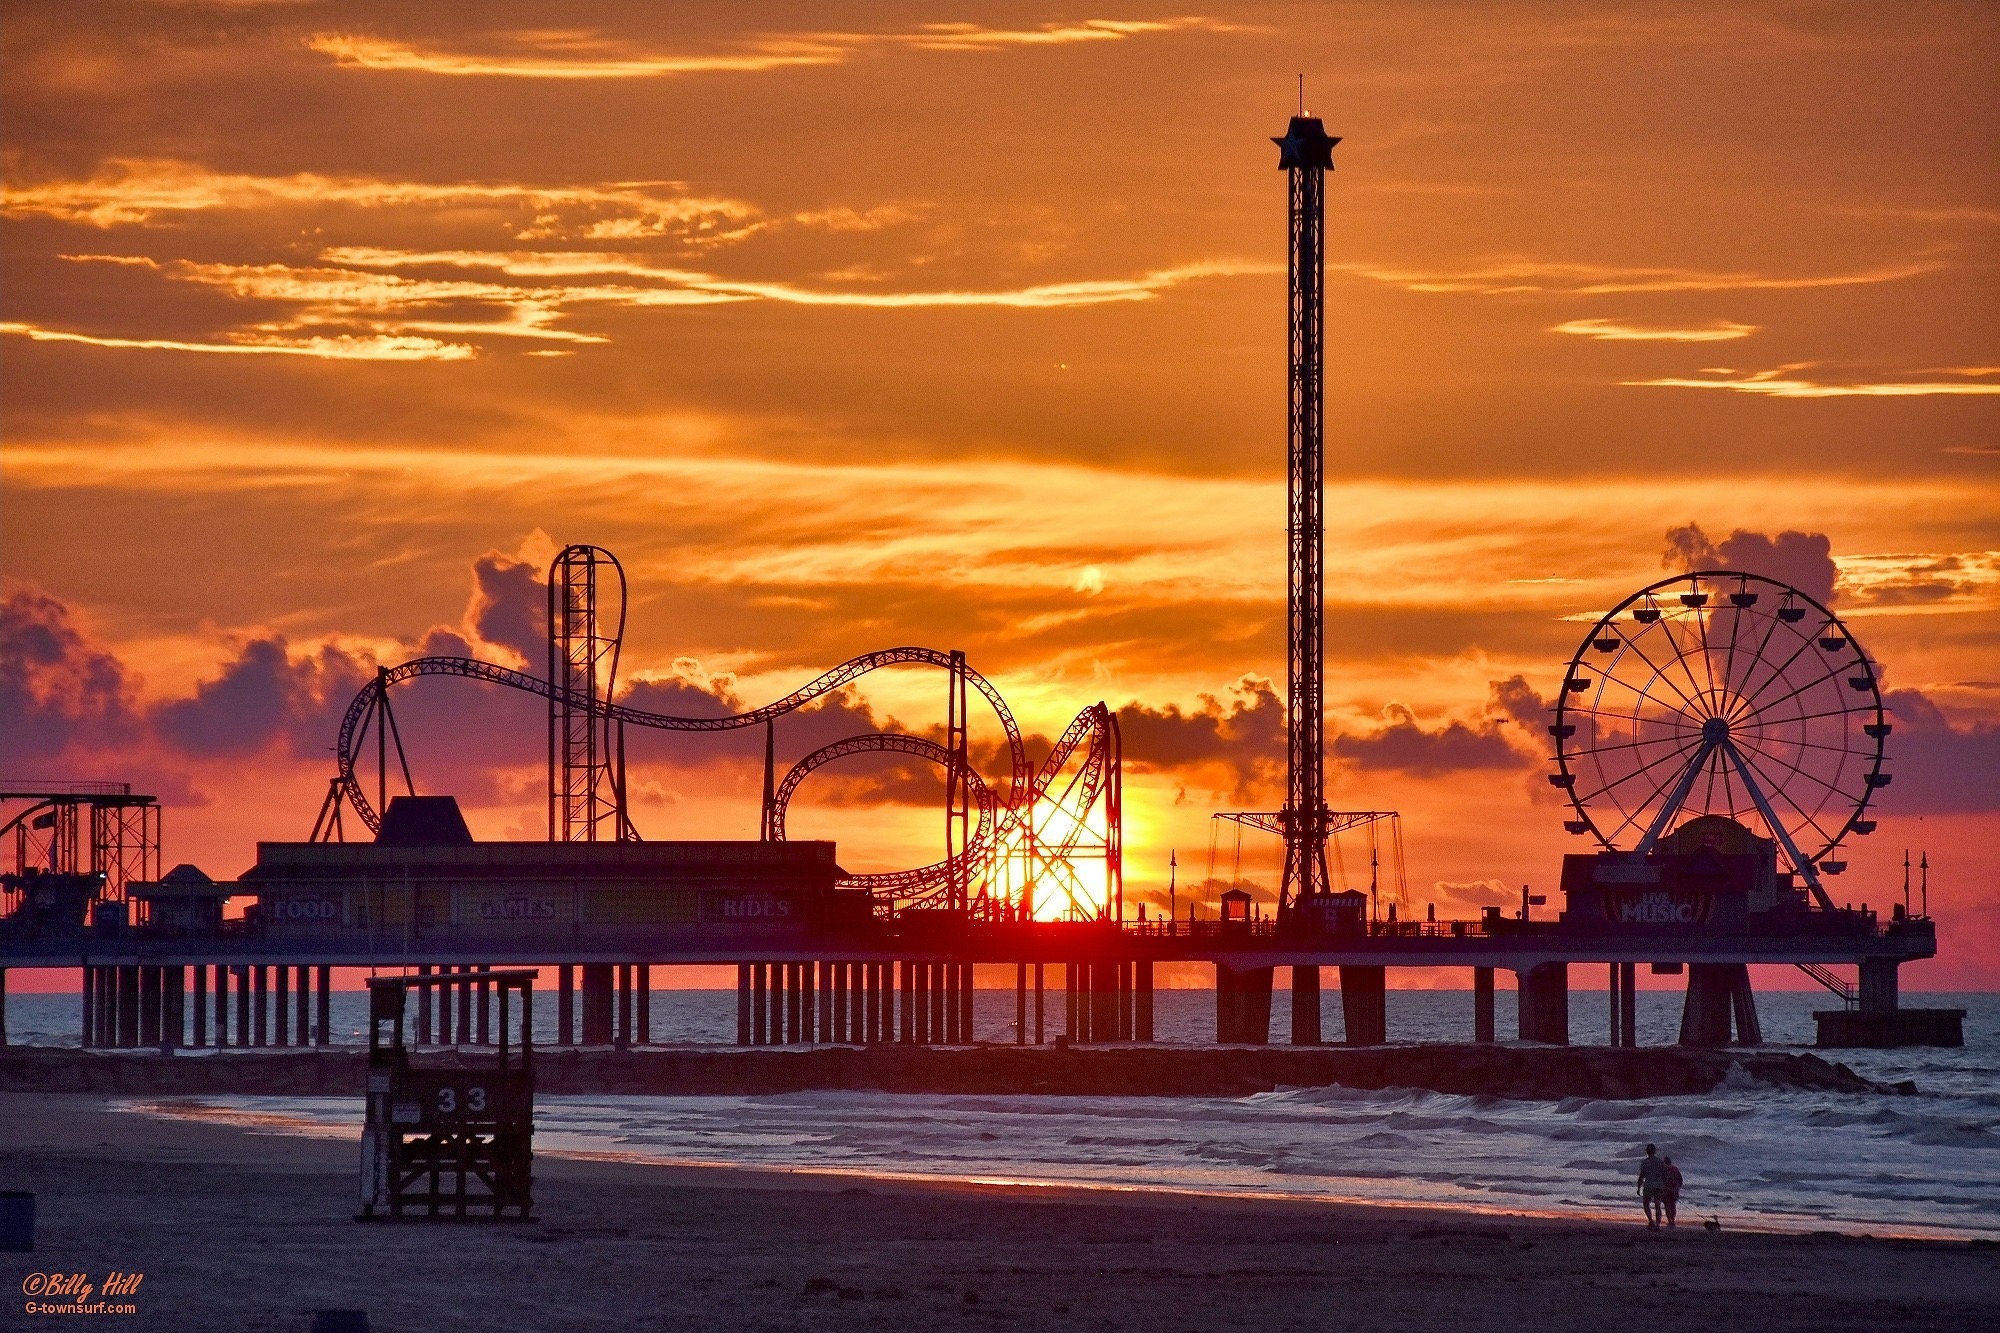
[7,988,1996,1240]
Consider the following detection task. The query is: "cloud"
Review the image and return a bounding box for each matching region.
[1881,689,2000,814]
[1117,676,1284,801]
[1551,317,1757,342]
[0,591,142,768]
[303,20,1244,80]
[327,247,1274,311]
[0,321,474,361]
[152,638,373,759]
[1331,679,1542,777]
[1835,551,2000,611]
[1337,258,1939,297]
[465,553,547,669]
[1623,364,2000,398]
[2,159,762,244]
[1662,524,1838,605]
[12,250,1273,360]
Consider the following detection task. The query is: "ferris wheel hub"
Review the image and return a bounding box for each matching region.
[1700,716,1729,744]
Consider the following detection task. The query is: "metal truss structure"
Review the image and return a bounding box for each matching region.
[319,557,1124,915]
[548,544,635,843]
[1549,570,1890,911]
[1272,113,1341,926]
[0,781,161,919]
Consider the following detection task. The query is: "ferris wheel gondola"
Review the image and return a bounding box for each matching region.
[1548,571,1892,908]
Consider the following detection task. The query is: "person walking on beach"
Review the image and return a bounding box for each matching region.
[1636,1143,1668,1228]
[1662,1156,1684,1228]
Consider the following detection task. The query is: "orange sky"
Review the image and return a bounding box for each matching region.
[3,2,1996,987]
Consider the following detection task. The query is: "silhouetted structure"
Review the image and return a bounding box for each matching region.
[1273,113,1341,929]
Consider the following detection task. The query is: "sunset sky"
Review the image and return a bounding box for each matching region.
[4,2,1996,988]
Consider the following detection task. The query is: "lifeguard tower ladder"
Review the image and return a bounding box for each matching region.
[359,970,536,1221]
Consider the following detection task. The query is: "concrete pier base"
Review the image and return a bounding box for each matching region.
[581,962,613,1045]
[1216,964,1273,1044]
[1473,966,1495,1043]
[1290,965,1321,1044]
[1517,962,1569,1045]
[1340,965,1387,1046]
[1679,962,1757,1047]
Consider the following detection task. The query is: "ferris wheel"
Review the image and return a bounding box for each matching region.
[1548,570,1892,908]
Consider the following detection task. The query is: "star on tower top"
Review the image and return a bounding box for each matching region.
[1273,116,1339,171]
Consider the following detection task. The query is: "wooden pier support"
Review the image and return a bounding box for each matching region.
[119,964,140,1048]
[751,963,767,1045]
[1034,963,1046,1044]
[1859,958,1899,1013]
[100,965,116,1047]
[252,965,268,1046]
[272,964,288,1046]
[190,965,206,1047]
[559,963,576,1045]
[1092,961,1118,1043]
[1517,962,1570,1045]
[455,965,473,1045]
[315,965,330,1045]
[615,963,631,1049]
[1620,962,1638,1047]
[736,964,751,1045]
[1679,962,1758,1047]
[139,965,160,1048]
[163,966,183,1049]
[1340,965,1387,1045]
[211,964,228,1047]
[637,963,651,1046]
[79,966,95,1048]
[1473,966,1495,1043]
[581,963,613,1045]
[1215,964,1273,1044]
[1291,965,1322,1044]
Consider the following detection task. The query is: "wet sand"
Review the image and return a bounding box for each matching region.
[2,1092,1993,1331]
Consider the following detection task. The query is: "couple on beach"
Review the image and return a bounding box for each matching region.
[1637,1143,1683,1229]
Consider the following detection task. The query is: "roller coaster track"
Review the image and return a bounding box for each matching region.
[333,649,1117,910]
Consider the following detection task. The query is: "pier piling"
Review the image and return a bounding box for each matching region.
[1291,965,1321,1044]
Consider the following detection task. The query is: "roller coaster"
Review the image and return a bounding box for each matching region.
[318,545,1122,919]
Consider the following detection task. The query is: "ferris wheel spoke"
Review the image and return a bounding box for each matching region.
[1732,657,1864,726]
[1733,702,1877,733]
[1604,629,1709,720]
[1567,734,1699,763]
[1582,733,1704,806]
[1718,596,1747,706]
[1729,743,1841,859]
[1729,731,1872,761]
[1726,621,1825,723]
[1658,614,1720,720]
[1732,594,1790,702]
[1691,602,1724,714]
[1733,735,1855,810]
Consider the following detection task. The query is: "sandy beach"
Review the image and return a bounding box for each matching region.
[3,1091,1994,1332]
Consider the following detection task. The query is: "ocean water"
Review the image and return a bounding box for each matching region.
[9,989,1996,1239]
